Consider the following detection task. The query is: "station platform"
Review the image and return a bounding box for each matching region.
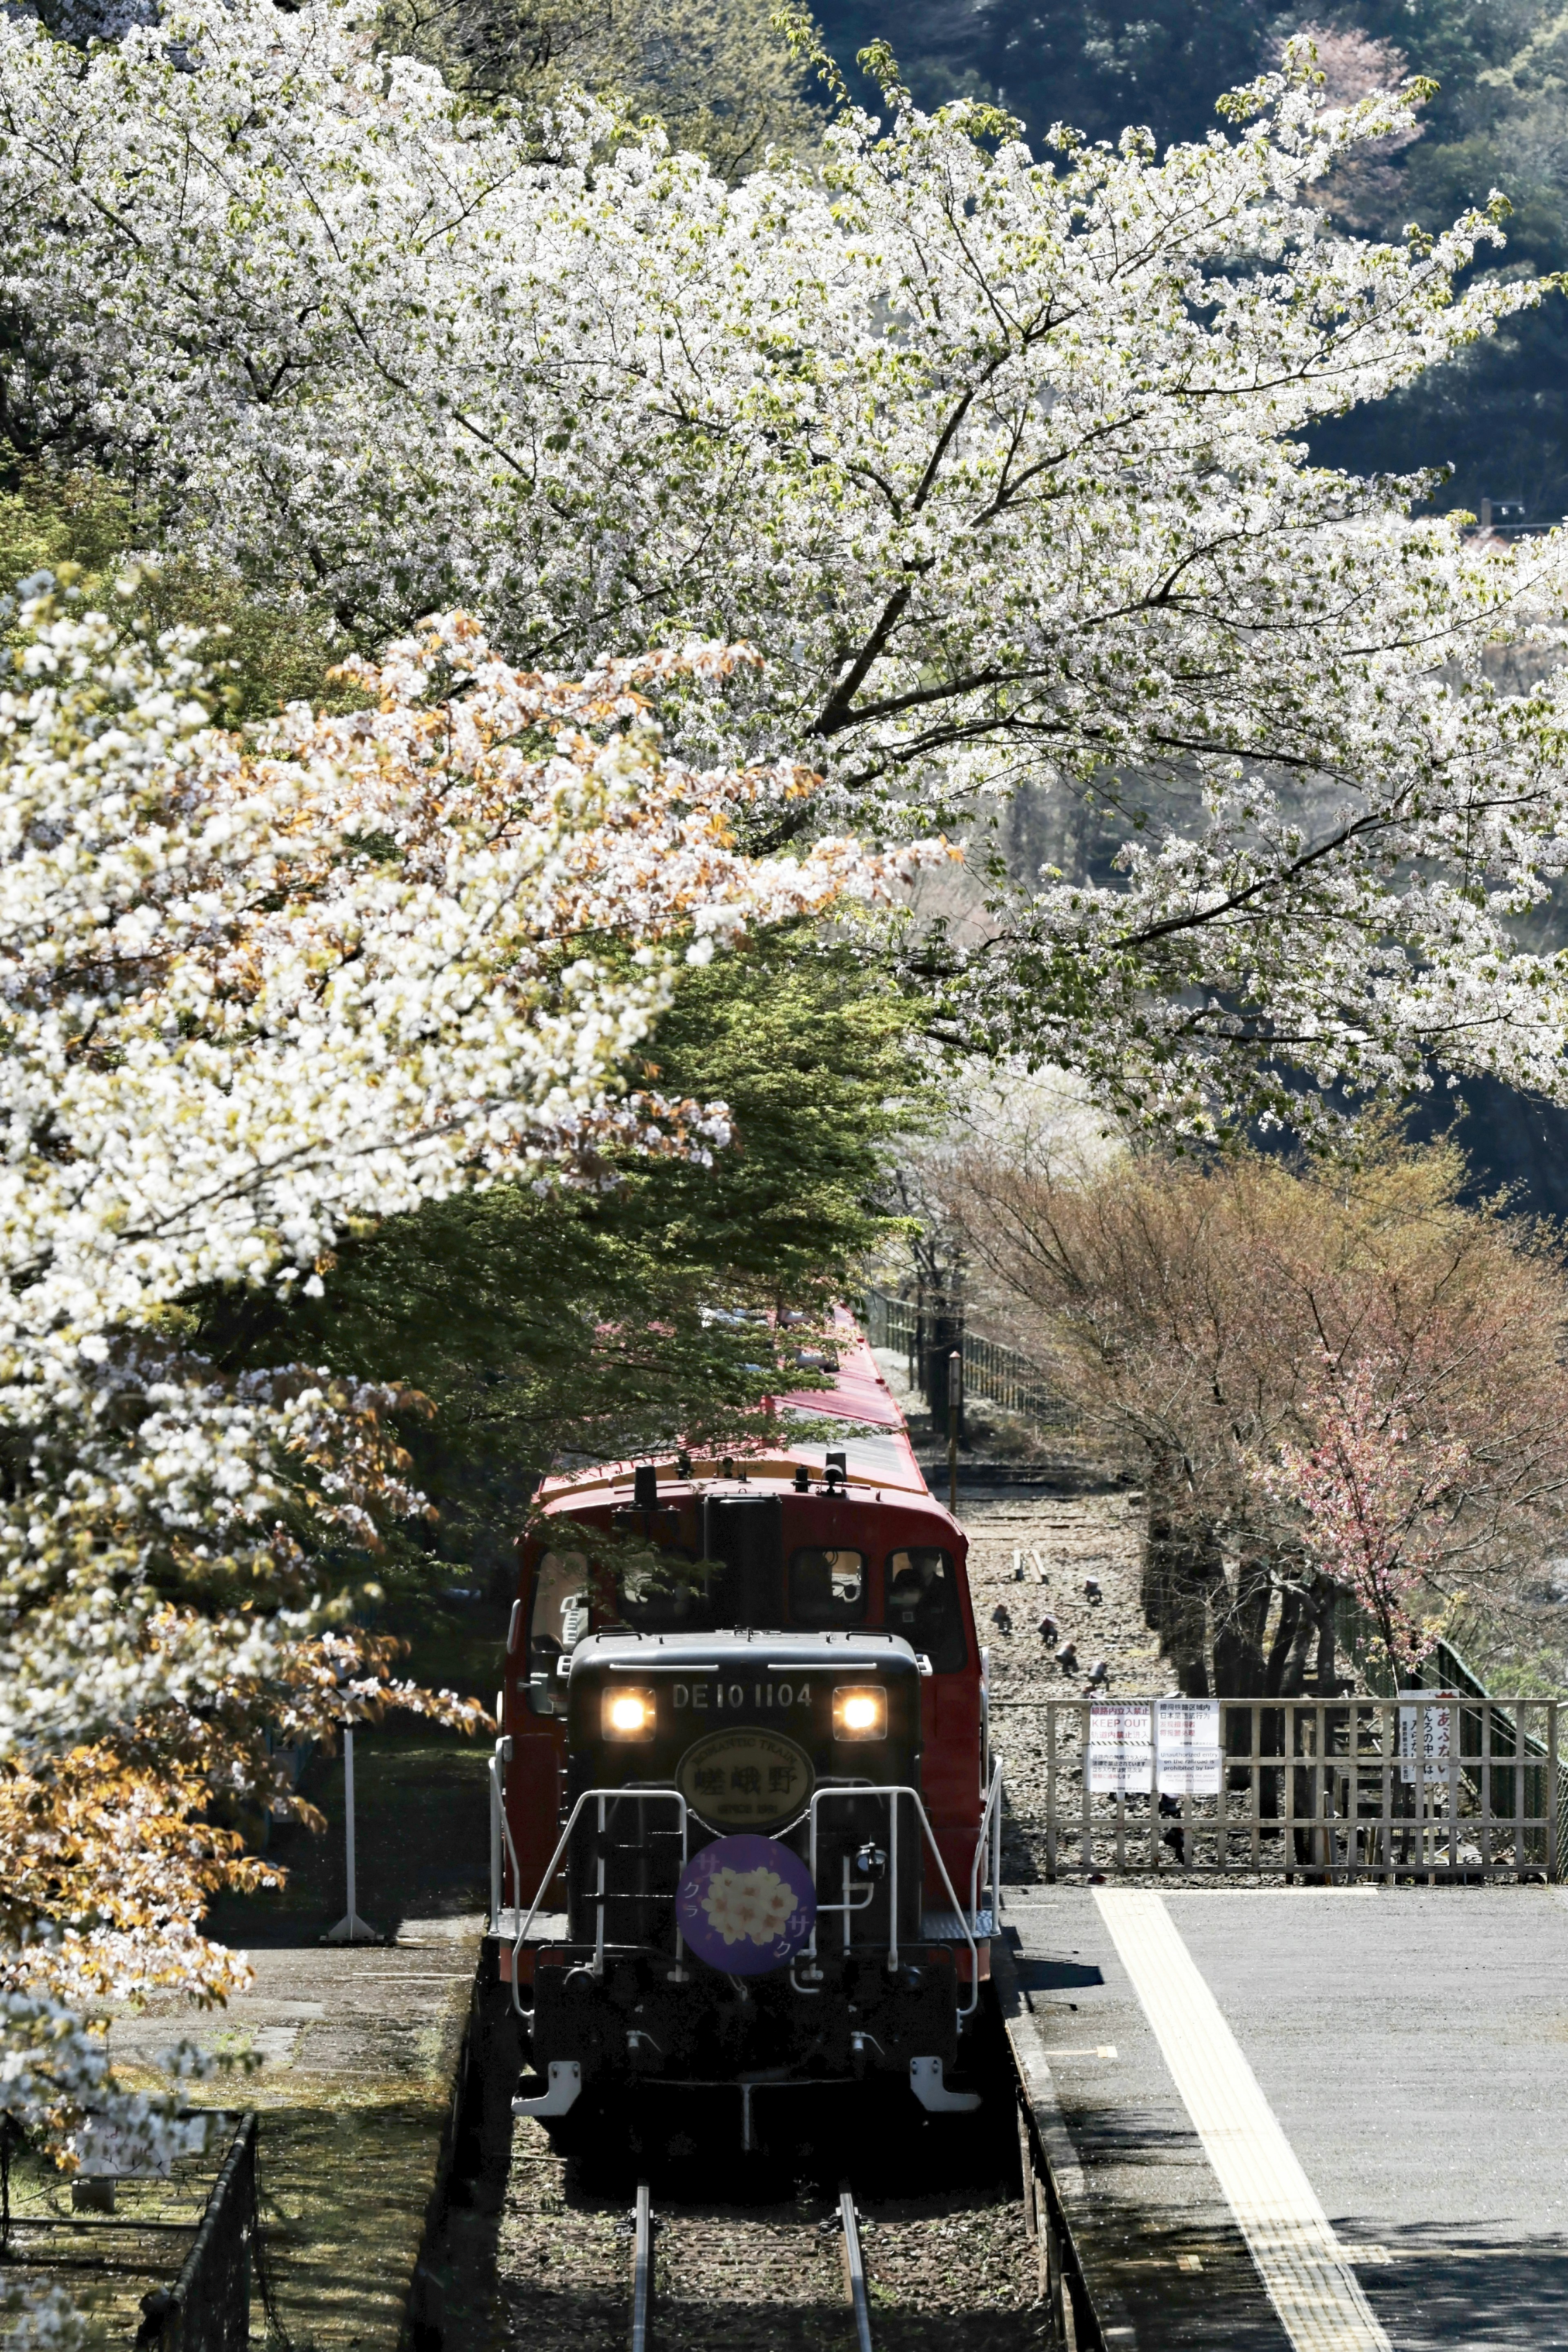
[999,1885,1568,2352]
[62,1726,499,2349]
[105,1913,482,2349]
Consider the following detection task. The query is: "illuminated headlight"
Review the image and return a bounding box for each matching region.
[832,1685,887,1742]
[602,1688,657,1741]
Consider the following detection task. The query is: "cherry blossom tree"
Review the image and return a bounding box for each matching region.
[3,6,1568,1131]
[0,586,912,2242]
[933,1126,1568,1693]
[1270,1356,1464,1679]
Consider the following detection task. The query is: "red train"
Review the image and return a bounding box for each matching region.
[485,1317,1002,2147]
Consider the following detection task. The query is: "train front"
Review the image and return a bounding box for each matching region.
[492,1426,995,2143]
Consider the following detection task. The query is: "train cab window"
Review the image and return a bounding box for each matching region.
[789,1546,867,1626]
[615,1550,710,1631]
[885,1547,967,1671]
[529,1549,590,1701]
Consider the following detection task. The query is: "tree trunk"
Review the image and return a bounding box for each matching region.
[1141,1461,1217,1697]
[1276,1591,1320,1698]
[1212,1552,1272,1697]
[1314,1587,1339,1697]
[1264,1586,1301,1697]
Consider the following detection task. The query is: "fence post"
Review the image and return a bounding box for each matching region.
[1550,1702,1561,1884]
[326,1726,378,1944]
[1046,1704,1057,1882]
[947,1351,962,1515]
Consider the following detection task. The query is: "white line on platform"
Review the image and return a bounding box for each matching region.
[1094,1889,1393,2352]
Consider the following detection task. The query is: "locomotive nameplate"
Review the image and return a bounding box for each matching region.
[677,1727,815,1831]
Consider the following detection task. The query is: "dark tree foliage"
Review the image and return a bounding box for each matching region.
[812,0,1270,155]
[1305,0,1568,521]
[185,935,930,1589]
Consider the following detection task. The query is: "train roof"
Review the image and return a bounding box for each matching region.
[535,1310,936,1516]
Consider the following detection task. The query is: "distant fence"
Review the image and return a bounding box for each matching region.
[992,1697,1566,1882]
[1400,1640,1568,1880]
[863,1289,1081,1433]
[149,2113,258,2352]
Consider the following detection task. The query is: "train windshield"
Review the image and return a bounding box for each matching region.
[615,1550,713,1631]
[885,1547,967,1670]
[788,1546,867,1626]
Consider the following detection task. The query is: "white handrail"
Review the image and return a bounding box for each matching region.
[806,1783,984,2015]
[969,1760,1004,1931]
[504,1777,990,2018]
[509,1786,691,2013]
[488,1738,516,1930]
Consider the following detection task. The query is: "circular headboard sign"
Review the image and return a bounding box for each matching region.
[675,1833,817,1975]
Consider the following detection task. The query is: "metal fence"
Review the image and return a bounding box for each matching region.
[993,1697,1566,1882]
[863,1289,1081,1431]
[148,2112,258,2352]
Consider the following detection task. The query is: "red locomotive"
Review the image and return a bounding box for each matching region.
[485,1317,1001,2148]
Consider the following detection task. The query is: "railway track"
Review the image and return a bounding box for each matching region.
[488,2076,1055,2352]
[627,2180,875,2352]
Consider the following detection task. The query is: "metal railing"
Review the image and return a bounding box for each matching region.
[863,1290,1081,1432]
[152,2113,258,2352]
[971,1760,1003,1935]
[801,1783,984,2010]
[507,1786,691,2009]
[495,1760,1005,2007]
[992,1697,1564,1882]
[489,1736,521,1929]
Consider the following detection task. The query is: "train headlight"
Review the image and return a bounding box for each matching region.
[602,1687,657,1741]
[832,1685,887,1742]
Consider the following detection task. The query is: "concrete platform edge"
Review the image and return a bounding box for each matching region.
[992,1934,1127,2350]
[399,1967,483,2352]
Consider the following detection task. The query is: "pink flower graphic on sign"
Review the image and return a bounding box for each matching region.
[701,1865,796,1948]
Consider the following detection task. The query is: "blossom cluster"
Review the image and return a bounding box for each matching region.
[1272,1356,1473,1675]
[3,6,1568,1124]
[0,592,913,2192]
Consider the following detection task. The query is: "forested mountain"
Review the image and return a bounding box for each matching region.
[372,0,1568,526]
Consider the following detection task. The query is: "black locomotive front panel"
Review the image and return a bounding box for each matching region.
[531,1940,961,2084]
[531,1628,958,2093]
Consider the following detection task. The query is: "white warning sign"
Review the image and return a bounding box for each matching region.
[1087,1702,1154,1795]
[1397,1693,1455,1785]
[1155,1698,1222,1797]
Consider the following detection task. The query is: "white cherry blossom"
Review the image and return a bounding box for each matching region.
[1,5,1566,1125]
[0,591,913,2191]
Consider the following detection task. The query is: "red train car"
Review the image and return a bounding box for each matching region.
[486,1317,1002,2146]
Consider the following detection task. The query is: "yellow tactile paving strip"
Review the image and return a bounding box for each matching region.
[1094,1889,1393,2352]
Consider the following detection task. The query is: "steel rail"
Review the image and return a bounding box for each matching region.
[839,2185,874,2352]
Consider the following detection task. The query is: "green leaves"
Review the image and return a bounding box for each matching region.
[186,929,931,1582]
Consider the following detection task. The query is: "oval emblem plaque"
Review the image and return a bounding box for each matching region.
[677,1725,814,1832]
[677,1833,816,1974]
